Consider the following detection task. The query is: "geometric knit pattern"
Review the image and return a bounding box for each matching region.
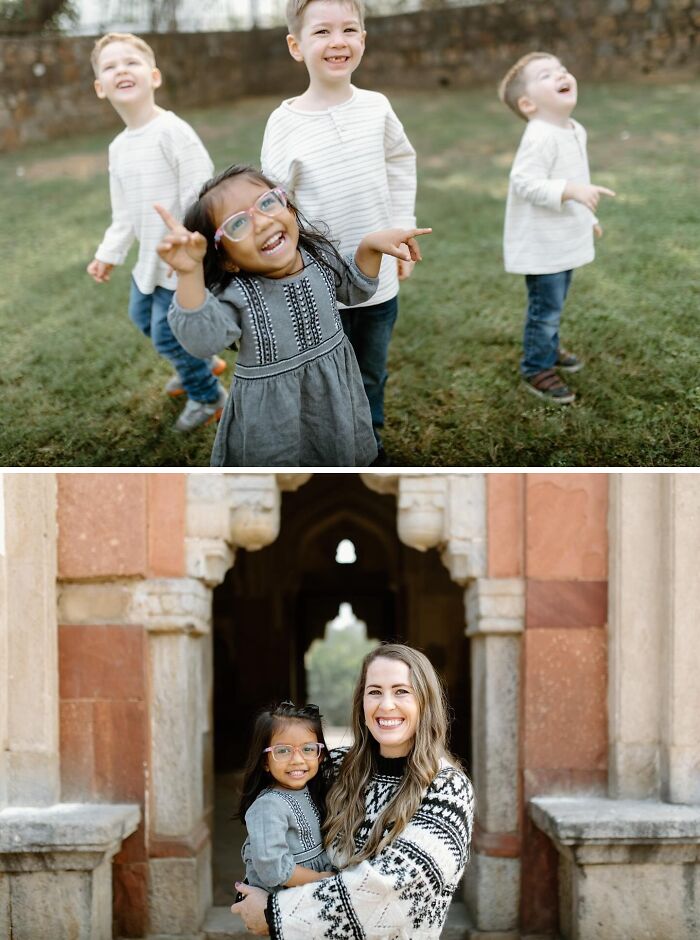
[269,749,474,939]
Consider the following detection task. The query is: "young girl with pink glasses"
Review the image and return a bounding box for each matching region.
[236,701,334,895]
[156,163,430,467]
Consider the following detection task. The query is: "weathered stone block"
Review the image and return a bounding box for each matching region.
[0,803,140,940]
[531,797,700,940]
[463,851,520,931]
[149,842,211,936]
[525,474,608,580]
[522,629,607,771]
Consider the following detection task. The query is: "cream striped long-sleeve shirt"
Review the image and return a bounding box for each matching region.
[261,86,417,308]
[504,117,597,275]
[95,110,214,294]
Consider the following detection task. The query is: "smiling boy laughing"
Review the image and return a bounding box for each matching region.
[261,0,417,464]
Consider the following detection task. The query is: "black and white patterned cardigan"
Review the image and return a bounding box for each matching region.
[267,747,474,939]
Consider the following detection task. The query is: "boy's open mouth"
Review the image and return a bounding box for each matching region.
[116,80,135,89]
[557,83,572,93]
[326,55,349,63]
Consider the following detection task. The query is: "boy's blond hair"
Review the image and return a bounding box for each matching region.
[90,32,157,76]
[498,51,554,121]
[286,0,365,36]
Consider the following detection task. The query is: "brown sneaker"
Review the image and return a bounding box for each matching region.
[165,355,227,397]
[523,369,576,404]
[556,348,583,373]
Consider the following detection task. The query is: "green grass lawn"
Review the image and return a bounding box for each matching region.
[1,82,699,467]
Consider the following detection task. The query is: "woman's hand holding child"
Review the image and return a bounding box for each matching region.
[355,227,432,279]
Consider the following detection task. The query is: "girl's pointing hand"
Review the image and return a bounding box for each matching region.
[363,226,433,263]
[154,203,207,275]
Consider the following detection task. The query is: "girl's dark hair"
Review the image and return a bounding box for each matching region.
[183,164,349,295]
[236,701,329,821]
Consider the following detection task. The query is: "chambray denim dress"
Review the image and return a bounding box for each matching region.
[242,786,330,891]
[168,247,378,467]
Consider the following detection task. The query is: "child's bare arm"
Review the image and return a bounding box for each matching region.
[355,227,432,279]
[562,182,616,212]
[284,866,335,887]
[154,204,207,309]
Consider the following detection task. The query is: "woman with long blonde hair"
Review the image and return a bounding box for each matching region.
[233,643,474,938]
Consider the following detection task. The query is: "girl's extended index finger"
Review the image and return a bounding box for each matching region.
[411,227,433,238]
[154,203,181,231]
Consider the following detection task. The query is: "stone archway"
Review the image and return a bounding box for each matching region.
[6,471,524,937]
[182,472,525,933]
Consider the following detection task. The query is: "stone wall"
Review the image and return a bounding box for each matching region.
[1,0,698,150]
[481,474,609,935]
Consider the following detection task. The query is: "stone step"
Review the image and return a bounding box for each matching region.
[201,901,531,939]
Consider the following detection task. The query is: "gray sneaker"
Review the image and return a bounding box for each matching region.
[174,383,227,432]
[165,356,227,397]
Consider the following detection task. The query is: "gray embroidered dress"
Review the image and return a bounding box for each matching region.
[242,786,331,892]
[168,248,378,467]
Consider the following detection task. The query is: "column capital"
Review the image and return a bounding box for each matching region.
[466,579,525,636]
[362,474,486,584]
[186,473,312,552]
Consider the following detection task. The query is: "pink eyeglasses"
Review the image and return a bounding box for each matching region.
[214,188,288,245]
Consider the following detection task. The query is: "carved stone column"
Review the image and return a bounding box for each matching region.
[0,473,60,807]
[659,474,700,805]
[609,473,700,804]
[463,578,525,933]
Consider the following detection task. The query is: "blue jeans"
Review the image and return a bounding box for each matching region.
[521,270,573,377]
[340,296,398,437]
[128,279,219,403]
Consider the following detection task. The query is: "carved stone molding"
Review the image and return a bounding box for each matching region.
[185,538,235,587]
[186,473,312,553]
[360,473,399,495]
[59,578,213,635]
[362,474,486,585]
[465,579,525,637]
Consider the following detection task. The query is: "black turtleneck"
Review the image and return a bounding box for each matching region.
[374,752,408,777]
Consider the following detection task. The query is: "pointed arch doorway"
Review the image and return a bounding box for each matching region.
[210,474,471,903]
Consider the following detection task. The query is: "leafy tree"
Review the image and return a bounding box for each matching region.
[306,611,379,726]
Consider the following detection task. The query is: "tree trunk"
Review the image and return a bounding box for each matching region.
[0,0,71,32]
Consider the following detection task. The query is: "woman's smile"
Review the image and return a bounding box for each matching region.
[363,657,419,757]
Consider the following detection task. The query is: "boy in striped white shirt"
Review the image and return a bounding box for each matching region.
[261,0,417,462]
[500,52,615,404]
[87,33,227,432]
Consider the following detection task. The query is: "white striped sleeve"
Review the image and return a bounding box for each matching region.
[384,104,417,228]
[171,132,214,217]
[510,132,566,211]
[95,159,135,265]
